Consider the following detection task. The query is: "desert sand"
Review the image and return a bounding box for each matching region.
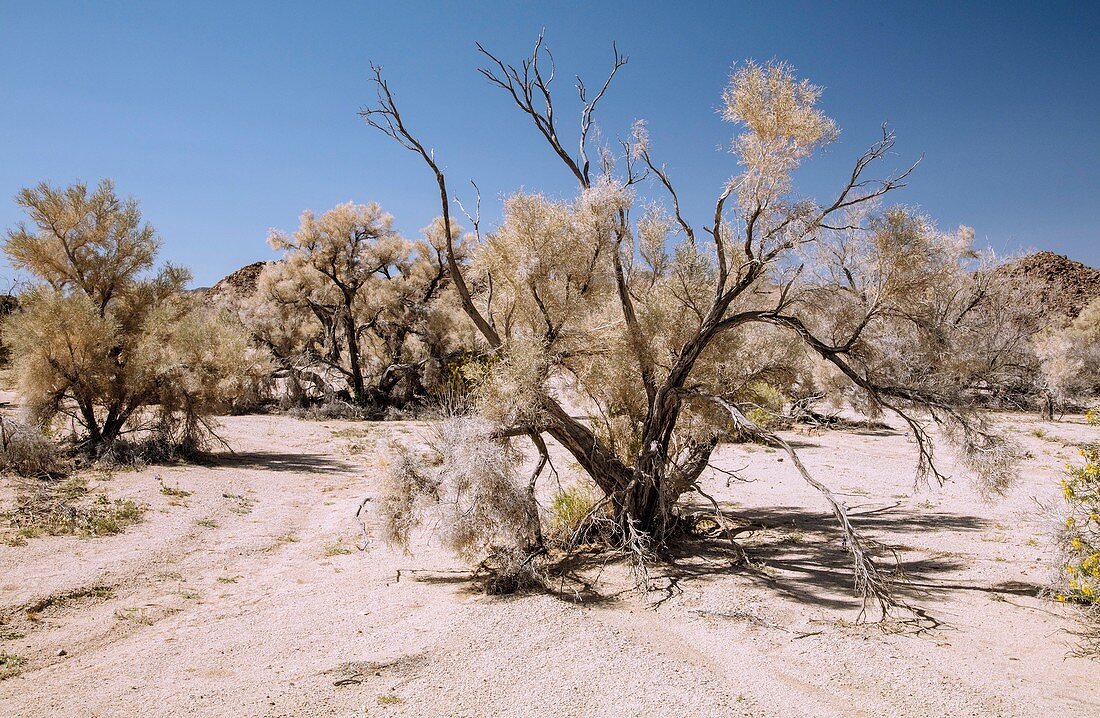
[1,406,1097,717]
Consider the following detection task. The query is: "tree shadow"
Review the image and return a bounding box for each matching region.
[390,563,625,605]
[655,502,1043,611]
[843,427,902,437]
[372,503,1044,613]
[780,438,823,449]
[201,451,356,475]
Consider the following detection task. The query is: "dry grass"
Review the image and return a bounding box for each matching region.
[158,480,192,498]
[0,417,65,479]
[288,401,372,421]
[0,653,26,680]
[323,540,354,557]
[547,483,599,545]
[1,478,144,544]
[1070,606,1100,658]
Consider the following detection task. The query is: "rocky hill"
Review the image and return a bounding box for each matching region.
[1000,250,1100,320]
[203,261,270,303]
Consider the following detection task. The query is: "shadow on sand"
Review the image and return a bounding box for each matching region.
[497,502,1042,613]
[202,450,357,475]
[646,502,1043,611]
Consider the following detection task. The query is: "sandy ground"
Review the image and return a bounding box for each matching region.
[0,405,1097,717]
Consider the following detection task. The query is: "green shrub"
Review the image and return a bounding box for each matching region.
[549,483,599,544]
[1058,444,1100,604]
[1056,424,1100,656]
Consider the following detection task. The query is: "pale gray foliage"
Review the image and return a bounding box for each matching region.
[380,417,540,563]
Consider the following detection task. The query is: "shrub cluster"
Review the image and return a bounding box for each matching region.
[1057,420,1100,605]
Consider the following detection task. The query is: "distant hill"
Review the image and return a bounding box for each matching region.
[1000,251,1100,320]
[203,261,270,303]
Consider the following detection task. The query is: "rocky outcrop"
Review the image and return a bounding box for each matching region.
[1000,251,1100,320]
[203,261,271,304]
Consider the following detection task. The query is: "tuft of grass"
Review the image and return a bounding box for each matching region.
[331,427,372,440]
[548,483,599,543]
[324,541,354,557]
[26,585,115,621]
[0,417,65,479]
[343,441,368,455]
[780,529,807,544]
[114,607,155,625]
[288,401,371,421]
[377,694,403,706]
[158,480,192,498]
[0,653,26,680]
[216,575,239,584]
[114,605,179,626]
[0,626,24,641]
[222,492,253,515]
[195,517,218,529]
[1,480,144,542]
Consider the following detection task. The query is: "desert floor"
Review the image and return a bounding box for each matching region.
[0,404,1097,717]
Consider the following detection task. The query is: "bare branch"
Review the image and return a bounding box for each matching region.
[361,65,501,348]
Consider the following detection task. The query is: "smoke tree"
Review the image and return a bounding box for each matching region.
[1035,297,1100,418]
[3,180,269,454]
[240,202,470,410]
[364,38,1020,609]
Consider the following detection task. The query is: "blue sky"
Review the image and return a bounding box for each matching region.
[1,1,1097,286]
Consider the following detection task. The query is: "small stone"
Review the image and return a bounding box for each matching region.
[56,649,67,656]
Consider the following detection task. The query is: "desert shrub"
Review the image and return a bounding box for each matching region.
[1055,418,1100,655]
[3,180,271,455]
[548,483,601,545]
[0,652,26,680]
[423,351,495,417]
[1035,297,1100,418]
[740,382,790,433]
[1057,408,1100,601]
[287,400,374,421]
[0,417,65,478]
[478,547,547,595]
[380,417,542,589]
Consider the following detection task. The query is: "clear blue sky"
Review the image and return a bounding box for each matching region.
[1,1,1097,286]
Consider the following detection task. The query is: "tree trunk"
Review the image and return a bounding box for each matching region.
[77,397,103,449]
[341,303,367,405]
[1040,392,1055,421]
[100,415,126,446]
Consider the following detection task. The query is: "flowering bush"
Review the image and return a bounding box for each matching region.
[1057,411,1100,605]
